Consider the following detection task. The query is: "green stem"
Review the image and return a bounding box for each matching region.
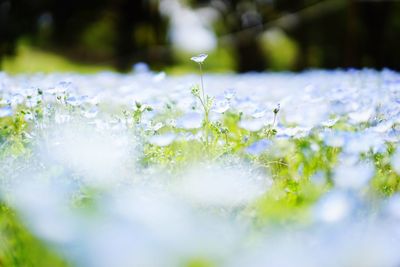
[198,63,210,149]
[199,63,206,104]
[272,113,277,128]
[204,110,209,148]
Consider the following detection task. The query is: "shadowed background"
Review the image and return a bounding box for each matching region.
[1,0,399,73]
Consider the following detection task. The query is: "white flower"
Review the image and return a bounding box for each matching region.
[212,98,230,113]
[239,119,264,132]
[149,133,176,147]
[190,53,208,64]
[177,112,203,129]
[152,122,164,131]
[251,109,266,119]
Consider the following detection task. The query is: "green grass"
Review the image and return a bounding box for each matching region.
[0,205,70,267]
[1,44,113,74]
[1,43,235,75]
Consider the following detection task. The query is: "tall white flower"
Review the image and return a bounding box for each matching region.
[190,53,208,64]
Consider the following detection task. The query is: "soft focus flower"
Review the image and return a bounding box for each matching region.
[190,53,208,64]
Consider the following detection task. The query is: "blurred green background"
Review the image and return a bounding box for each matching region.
[1,0,400,74]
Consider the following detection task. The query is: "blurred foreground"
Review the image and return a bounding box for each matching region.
[1,69,400,266]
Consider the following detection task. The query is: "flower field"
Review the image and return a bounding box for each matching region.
[1,66,400,267]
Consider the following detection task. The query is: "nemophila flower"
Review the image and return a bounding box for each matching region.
[133,62,150,73]
[239,119,264,132]
[321,117,339,127]
[83,107,98,119]
[65,96,81,106]
[149,133,176,147]
[9,93,25,106]
[276,126,310,139]
[165,119,176,128]
[251,109,266,119]
[0,106,13,117]
[178,131,203,142]
[190,53,208,64]
[343,132,385,154]
[47,86,65,96]
[54,113,71,124]
[55,81,74,92]
[236,98,258,115]
[177,112,203,129]
[131,101,152,115]
[224,88,236,100]
[314,191,354,223]
[25,95,42,108]
[333,161,375,190]
[0,96,10,105]
[152,122,164,131]
[212,96,230,113]
[245,139,272,155]
[321,131,347,147]
[386,127,400,142]
[371,120,393,133]
[153,72,166,82]
[285,101,329,127]
[348,108,374,123]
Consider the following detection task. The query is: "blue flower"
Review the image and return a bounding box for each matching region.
[245,139,272,155]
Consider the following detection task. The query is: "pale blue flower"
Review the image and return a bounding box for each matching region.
[190,53,208,64]
[0,106,12,117]
[245,139,272,155]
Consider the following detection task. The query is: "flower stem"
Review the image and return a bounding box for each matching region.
[198,63,210,148]
[199,63,206,104]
